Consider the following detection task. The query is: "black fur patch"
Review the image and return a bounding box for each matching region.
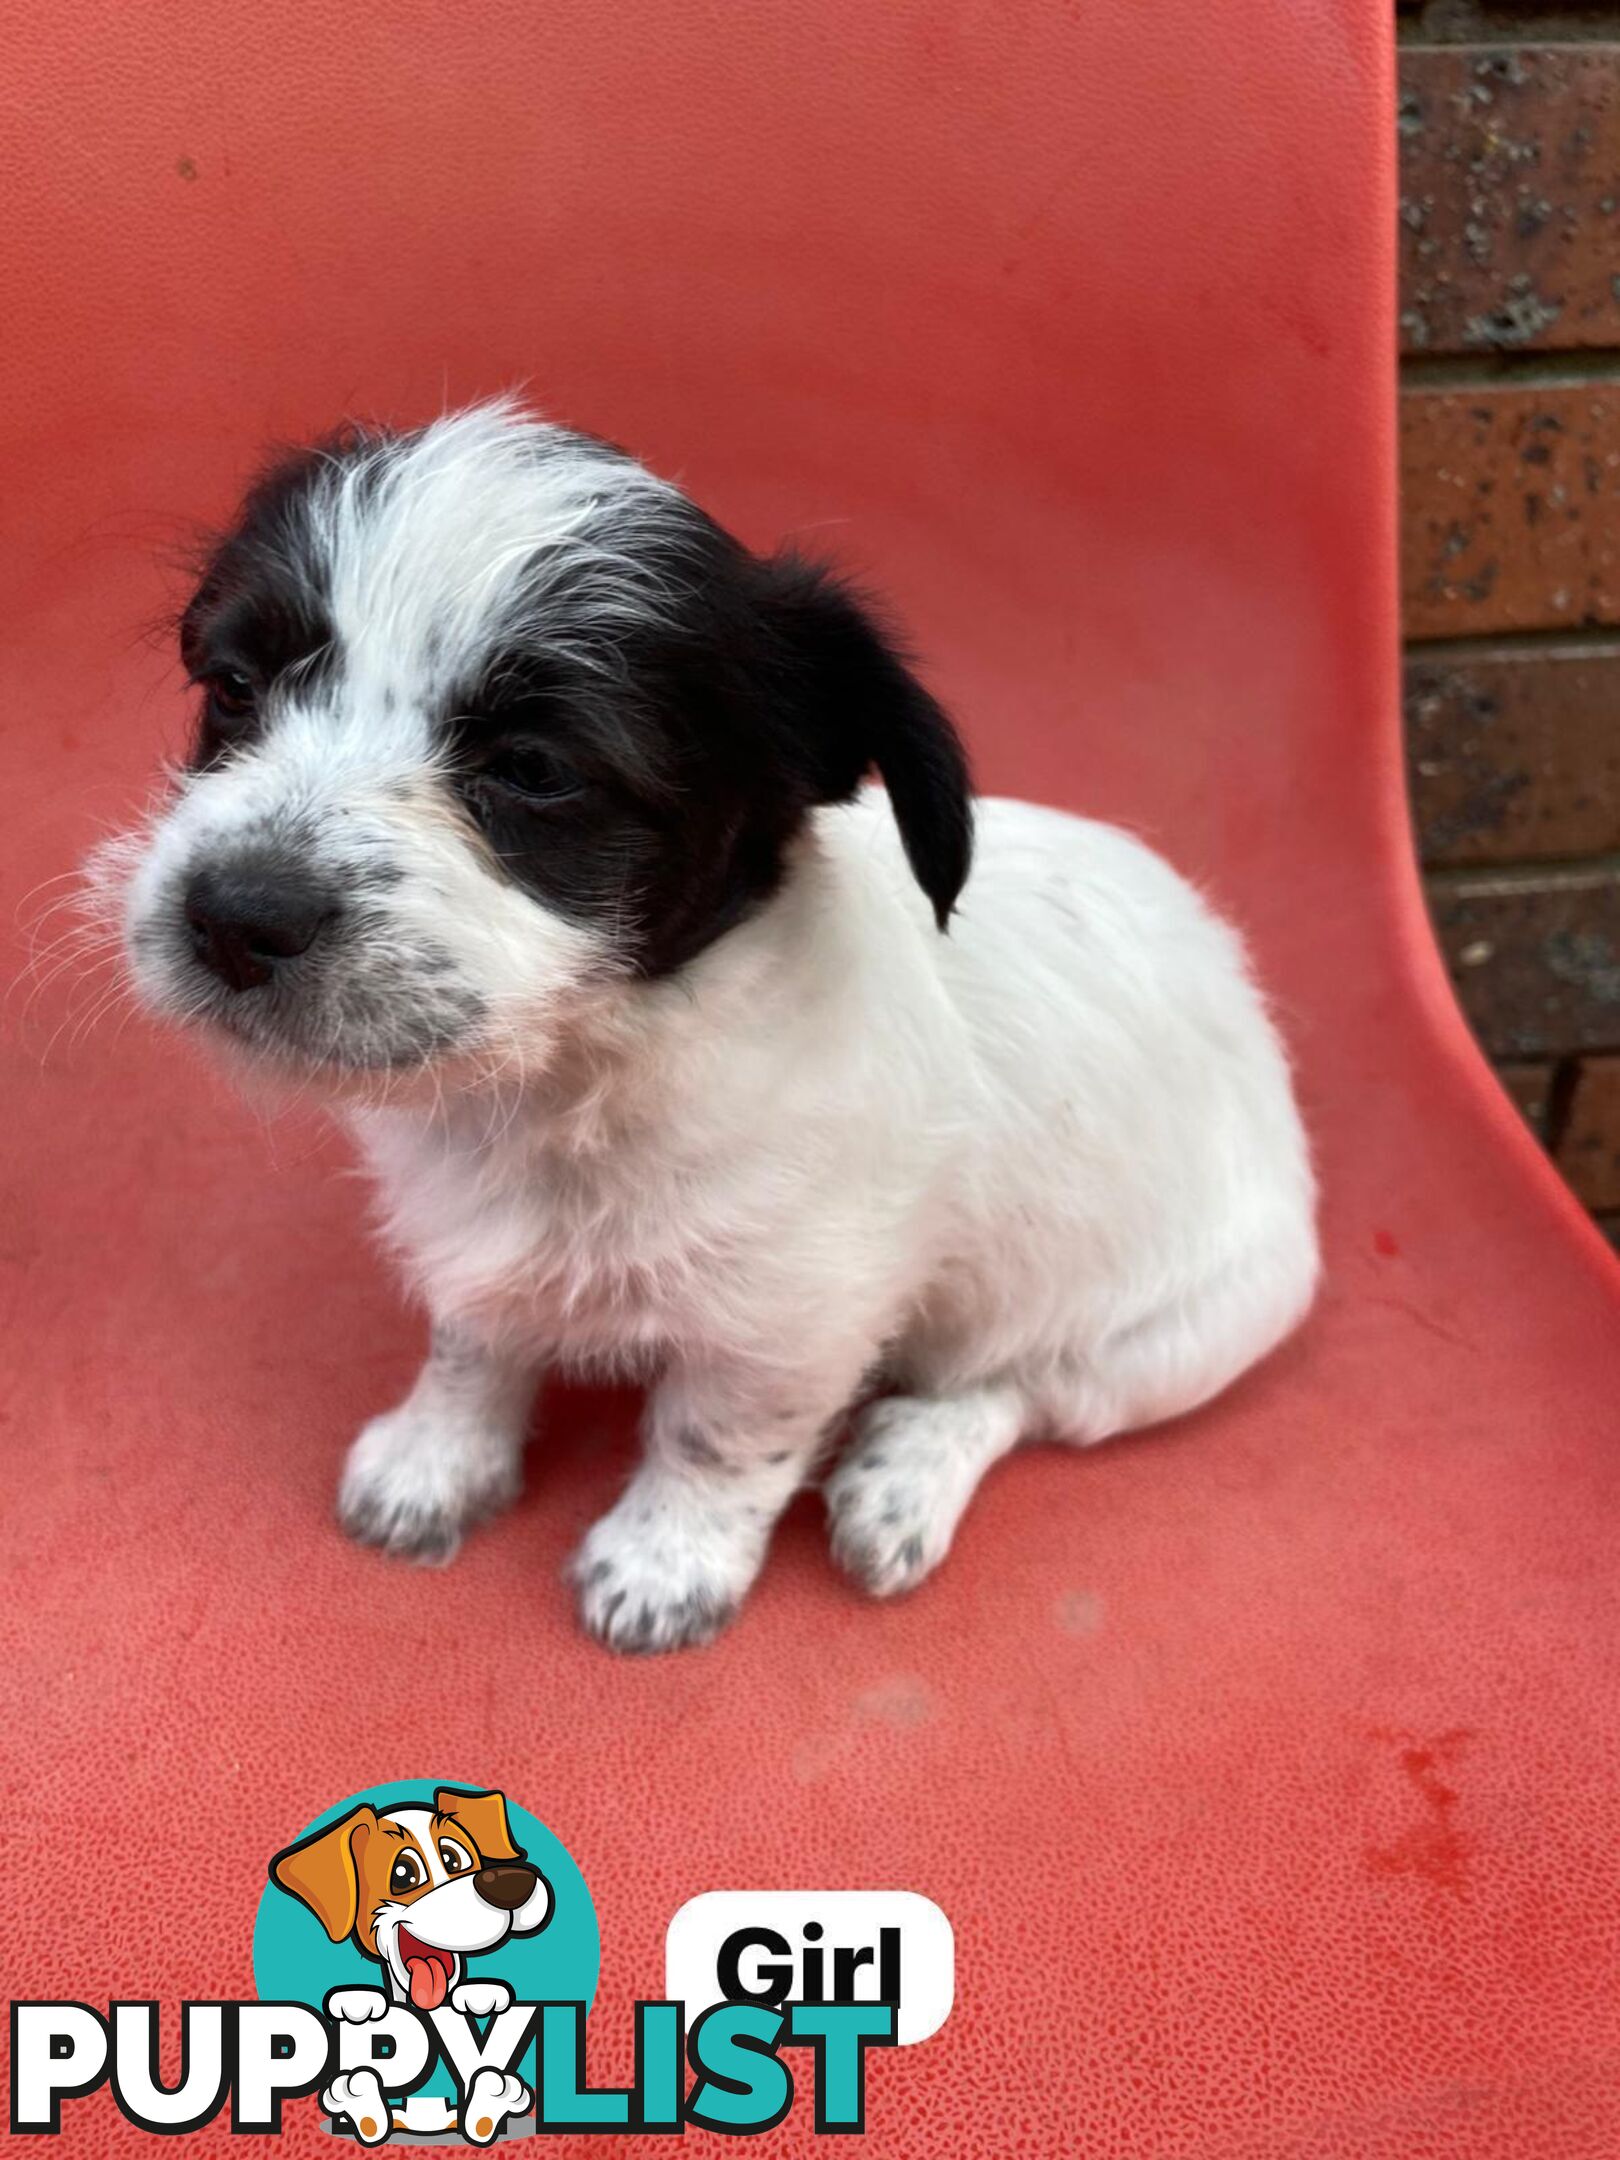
[180,433,363,765]
[180,420,975,977]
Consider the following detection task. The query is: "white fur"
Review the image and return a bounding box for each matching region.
[311,397,688,701]
[338,1330,534,1561]
[347,791,1317,1646]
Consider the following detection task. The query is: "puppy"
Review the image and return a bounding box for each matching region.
[95,399,1318,1653]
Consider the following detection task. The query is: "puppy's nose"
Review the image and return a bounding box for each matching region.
[473,1863,538,1912]
[184,863,334,994]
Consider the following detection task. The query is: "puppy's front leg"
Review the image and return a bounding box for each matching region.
[338,1321,538,1563]
[572,1362,855,1654]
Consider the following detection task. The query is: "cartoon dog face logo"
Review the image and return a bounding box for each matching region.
[270,1786,553,2009]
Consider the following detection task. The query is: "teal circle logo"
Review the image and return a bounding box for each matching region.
[253,1779,598,2136]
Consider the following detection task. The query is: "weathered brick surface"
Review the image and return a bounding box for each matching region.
[1555,1051,1620,1205]
[1429,861,1620,1055]
[1403,4,1620,30]
[1402,384,1620,636]
[1401,3,1620,36]
[1395,13,1620,1229]
[1405,641,1620,864]
[1399,45,1620,355]
[1497,1055,1557,1134]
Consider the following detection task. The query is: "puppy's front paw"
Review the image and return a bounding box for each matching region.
[323,2068,391,2144]
[461,2069,530,2146]
[337,1403,520,1565]
[571,1481,752,1654]
[824,1443,959,1598]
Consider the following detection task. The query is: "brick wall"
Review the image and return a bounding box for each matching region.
[1397,0,1620,1245]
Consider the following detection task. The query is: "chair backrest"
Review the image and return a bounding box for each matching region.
[0,0,1397,1009]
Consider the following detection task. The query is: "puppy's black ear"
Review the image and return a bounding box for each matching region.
[758,552,973,929]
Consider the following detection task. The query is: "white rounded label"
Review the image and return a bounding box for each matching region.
[665,1890,953,2047]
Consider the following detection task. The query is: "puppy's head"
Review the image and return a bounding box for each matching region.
[269,1786,553,2008]
[106,400,972,1090]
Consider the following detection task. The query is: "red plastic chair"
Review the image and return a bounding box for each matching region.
[6,3,1619,2153]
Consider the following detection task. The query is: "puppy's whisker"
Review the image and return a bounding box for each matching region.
[64,979,138,1051]
[36,970,131,1066]
[10,915,129,1036]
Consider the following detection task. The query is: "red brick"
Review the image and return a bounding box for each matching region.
[1402,5,1620,36]
[1555,1052,1620,1208]
[1496,1056,1557,1137]
[1399,45,1620,356]
[1402,383,1620,637]
[1428,861,1620,1056]
[1406,641,1620,865]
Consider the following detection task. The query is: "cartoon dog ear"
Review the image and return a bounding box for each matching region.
[755,551,974,931]
[268,1805,377,1942]
[433,1787,521,1864]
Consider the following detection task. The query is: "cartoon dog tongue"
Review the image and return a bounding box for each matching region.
[406,1950,449,2010]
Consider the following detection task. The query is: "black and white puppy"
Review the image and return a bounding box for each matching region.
[95,400,1318,1652]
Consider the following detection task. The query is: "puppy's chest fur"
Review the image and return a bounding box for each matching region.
[353,1107,802,1368]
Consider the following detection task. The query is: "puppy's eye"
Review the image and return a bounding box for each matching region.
[204,669,256,720]
[479,741,581,805]
[439,1841,470,1874]
[389,1852,424,1896]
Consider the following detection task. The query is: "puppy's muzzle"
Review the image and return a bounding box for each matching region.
[474,1862,539,1911]
[183,860,338,993]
